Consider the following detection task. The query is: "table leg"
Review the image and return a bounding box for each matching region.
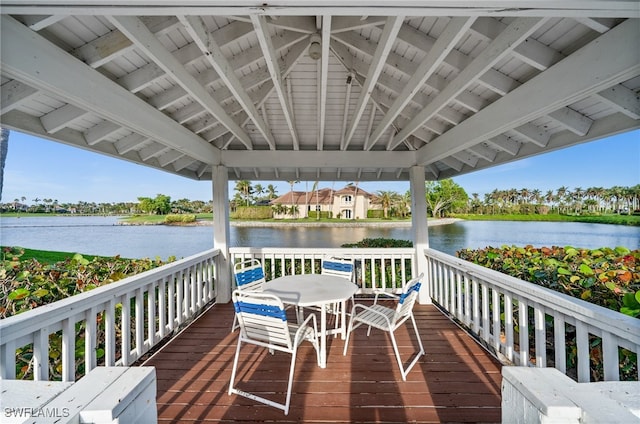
[320,307,327,368]
[340,300,346,339]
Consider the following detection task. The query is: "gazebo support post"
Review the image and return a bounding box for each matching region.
[212,165,232,303]
[410,166,431,304]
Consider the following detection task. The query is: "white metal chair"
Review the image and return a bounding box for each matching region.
[343,273,425,381]
[231,259,266,331]
[320,257,355,330]
[228,290,320,415]
[320,257,354,280]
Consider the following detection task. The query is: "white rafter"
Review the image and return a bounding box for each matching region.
[180,15,275,149]
[0,15,220,163]
[251,15,300,150]
[0,80,38,114]
[390,17,548,150]
[416,18,640,167]
[318,15,331,150]
[108,15,254,150]
[342,15,404,150]
[365,16,476,150]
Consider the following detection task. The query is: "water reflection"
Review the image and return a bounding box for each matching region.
[1,216,638,259]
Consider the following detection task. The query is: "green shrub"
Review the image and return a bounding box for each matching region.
[308,211,332,219]
[367,210,385,219]
[342,238,413,248]
[231,206,272,219]
[1,247,170,380]
[164,214,196,223]
[457,244,639,381]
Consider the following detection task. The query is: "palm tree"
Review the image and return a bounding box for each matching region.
[287,180,299,216]
[376,190,395,219]
[266,184,278,199]
[234,180,253,206]
[254,183,264,202]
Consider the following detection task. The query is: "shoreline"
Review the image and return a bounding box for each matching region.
[179,218,462,228]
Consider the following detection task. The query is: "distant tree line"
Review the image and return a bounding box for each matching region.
[2,182,638,218]
[465,185,640,215]
[1,194,212,215]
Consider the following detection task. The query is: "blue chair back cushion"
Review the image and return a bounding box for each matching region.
[234,301,287,321]
[399,282,421,304]
[322,261,353,273]
[235,267,264,287]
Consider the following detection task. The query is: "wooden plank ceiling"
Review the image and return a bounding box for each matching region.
[1,2,638,183]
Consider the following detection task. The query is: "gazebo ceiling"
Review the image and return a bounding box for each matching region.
[1,2,638,183]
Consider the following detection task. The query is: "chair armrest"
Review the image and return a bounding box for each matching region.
[372,290,399,305]
[293,312,318,343]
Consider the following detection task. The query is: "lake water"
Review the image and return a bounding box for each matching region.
[1,216,638,260]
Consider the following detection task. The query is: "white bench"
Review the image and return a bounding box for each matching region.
[502,367,640,423]
[0,367,157,424]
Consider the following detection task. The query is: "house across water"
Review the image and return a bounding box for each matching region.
[270,185,383,219]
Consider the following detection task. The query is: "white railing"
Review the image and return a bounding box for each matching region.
[0,249,219,382]
[425,248,640,382]
[230,247,416,295]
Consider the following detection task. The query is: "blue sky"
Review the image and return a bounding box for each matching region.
[1,129,638,204]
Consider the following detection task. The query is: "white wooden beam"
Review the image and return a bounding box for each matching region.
[452,151,479,167]
[594,85,640,119]
[22,15,66,31]
[339,73,354,150]
[71,16,180,69]
[343,16,404,150]
[139,142,170,161]
[0,16,220,163]
[40,104,87,133]
[548,108,593,136]
[467,143,498,162]
[575,17,616,33]
[3,2,638,18]
[116,20,253,93]
[511,123,551,147]
[180,15,275,149]
[318,15,331,150]
[221,150,414,168]
[266,16,316,33]
[391,17,548,149]
[114,133,148,155]
[470,17,564,71]
[84,121,121,145]
[331,16,386,33]
[251,15,300,150]
[0,80,38,114]
[439,156,464,171]
[0,109,211,180]
[330,40,446,139]
[366,17,475,150]
[416,18,640,166]
[157,150,184,167]
[109,15,254,150]
[201,39,308,144]
[486,135,521,156]
[173,156,197,172]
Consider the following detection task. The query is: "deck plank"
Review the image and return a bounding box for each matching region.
[144,302,502,423]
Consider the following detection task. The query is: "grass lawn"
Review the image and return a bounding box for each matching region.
[452,213,640,226]
[1,246,119,264]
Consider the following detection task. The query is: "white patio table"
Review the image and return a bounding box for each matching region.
[262,274,358,368]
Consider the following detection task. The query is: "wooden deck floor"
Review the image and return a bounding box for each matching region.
[144,301,503,423]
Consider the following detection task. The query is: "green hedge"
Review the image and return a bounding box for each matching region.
[308,211,332,219]
[164,214,196,223]
[367,210,385,219]
[231,206,272,219]
[457,244,639,381]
